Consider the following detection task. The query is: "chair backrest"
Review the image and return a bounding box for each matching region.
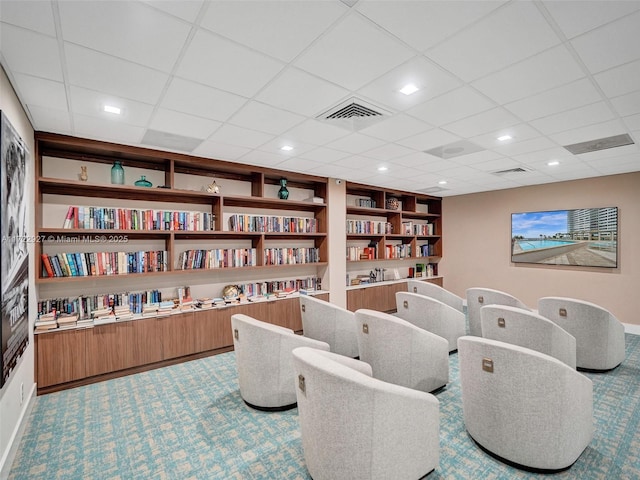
[537,297,625,371]
[407,280,464,313]
[466,287,529,337]
[231,314,329,409]
[354,308,449,393]
[457,336,593,471]
[480,304,576,368]
[292,346,440,480]
[395,291,466,352]
[299,295,359,358]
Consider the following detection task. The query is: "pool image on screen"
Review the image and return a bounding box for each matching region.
[511,207,618,268]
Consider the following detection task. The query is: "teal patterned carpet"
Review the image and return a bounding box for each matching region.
[9,334,640,480]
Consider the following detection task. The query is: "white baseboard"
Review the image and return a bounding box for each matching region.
[624,323,640,336]
[0,383,36,480]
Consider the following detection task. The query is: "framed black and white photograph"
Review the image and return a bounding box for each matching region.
[1,110,29,389]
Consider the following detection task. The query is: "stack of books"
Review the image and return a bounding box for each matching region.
[35,312,57,332]
[56,312,78,329]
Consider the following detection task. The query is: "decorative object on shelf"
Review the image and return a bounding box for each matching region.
[110,160,124,185]
[222,284,240,302]
[206,179,220,194]
[79,165,88,182]
[386,196,399,210]
[277,177,289,200]
[134,175,153,187]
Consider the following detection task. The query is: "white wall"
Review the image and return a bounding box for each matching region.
[0,66,36,473]
[441,172,640,326]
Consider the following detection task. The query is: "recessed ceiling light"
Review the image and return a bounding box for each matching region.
[378,166,388,172]
[104,105,121,115]
[547,160,560,166]
[280,145,293,151]
[399,84,419,96]
[497,135,512,142]
[438,180,447,185]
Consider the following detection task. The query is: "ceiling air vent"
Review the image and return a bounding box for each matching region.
[491,167,533,176]
[317,97,391,131]
[563,134,634,155]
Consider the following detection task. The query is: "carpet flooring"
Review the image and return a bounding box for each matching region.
[8,334,640,479]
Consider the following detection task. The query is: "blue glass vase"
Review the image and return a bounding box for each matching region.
[111,161,124,185]
[134,175,152,187]
[277,178,289,200]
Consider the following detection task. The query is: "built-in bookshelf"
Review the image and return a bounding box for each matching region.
[34,132,329,392]
[345,181,442,286]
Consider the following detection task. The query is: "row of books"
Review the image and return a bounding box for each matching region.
[357,198,377,208]
[346,246,376,261]
[238,277,321,297]
[228,214,318,233]
[401,222,435,236]
[416,244,436,257]
[177,248,258,270]
[385,244,412,259]
[264,247,320,265]
[346,220,391,235]
[63,206,215,231]
[41,250,169,277]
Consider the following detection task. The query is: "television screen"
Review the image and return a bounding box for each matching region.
[511,207,617,268]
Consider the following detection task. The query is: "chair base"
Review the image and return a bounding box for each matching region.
[577,363,622,373]
[243,399,297,412]
[468,433,576,473]
[310,467,435,480]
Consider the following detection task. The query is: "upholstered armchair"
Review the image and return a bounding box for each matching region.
[292,346,440,480]
[538,296,625,371]
[231,314,329,410]
[299,295,359,358]
[395,291,466,352]
[407,279,465,313]
[458,336,594,472]
[355,308,449,393]
[480,304,576,368]
[466,287,529,337]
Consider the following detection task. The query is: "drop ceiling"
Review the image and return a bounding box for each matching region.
[1,0,640,196]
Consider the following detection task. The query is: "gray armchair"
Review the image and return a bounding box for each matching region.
[292,346,440,480]
[466,287,529,337]
[407,279,465,313]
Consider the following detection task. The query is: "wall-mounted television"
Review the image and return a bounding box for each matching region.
[511,207,618,268]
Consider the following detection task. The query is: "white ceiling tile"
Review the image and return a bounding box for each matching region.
[427,1,560,81]
[356,0,504,51]
[177,29,284,97]
[330,155,377,170]
[444,108,520,138]
[542,0,640,39]
[415,156,458,173]
[623,113,640,131]
[200,1,345,62]
[493,136,558,157]
[358,114,431,142]
[59,1,191,72]
[548,165,602,181]
[73,113,145,145]
[65,44,169,105]
[209,124,273,149]
[435,165,485,181]
[191,140,250,161]
[237,150,287,169]
[285,120,350,146]
[471,123,542,150]
[548,119,628,146]
[149,108,221,139]
[27,105,71,134]
[586,152,640,171]
[0,0,56,36]
[571,143,639,163]
[275,157,327,175]
[11,73,67,111]
[472,45,585,104]
[325,133,387,155]
[142,0,204,22]
[229,101,305,136]
[161,77,246,122]
[530,102,616,136]
[256,68,350,117]
[594,59,640,98]
[591,162,640,176]
[298,147,350,163]
[257,138,316,157]
[570,11,640,73]
[473,157,522,172]
[69,86,154,127]
[447,150,505,166]
[389,151,437,168]
[1,24,63,80]
[308,162,371,181]
[294,13,414,91]
[357,56,462,112]
[406,86,495,126]
[610,90,640,117]
[504,78,601,122]
[512,147,579,167]
[396,128,461,151]
[362,143,415,161]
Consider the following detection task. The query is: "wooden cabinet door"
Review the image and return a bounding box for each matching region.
[160,312,196,360]
[85,323,131,377]
[36,329,87,388]
[128,318,162,367]
[193,309,233,353]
